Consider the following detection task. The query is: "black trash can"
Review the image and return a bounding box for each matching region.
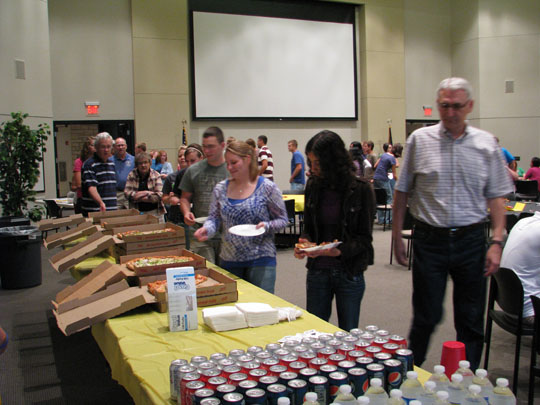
[0,225,42,289]
[0,216,31,228]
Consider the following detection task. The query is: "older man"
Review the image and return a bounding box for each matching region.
[392,78,513,370]
[113,137,134,209]
[81,132,117,215]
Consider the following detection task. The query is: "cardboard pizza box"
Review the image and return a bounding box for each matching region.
[153,291,238,313]
[53,280,156,336]
[49,232,115,273]
[37,214,86,231]
[88,208,139,224]
[114,238,186,254]
[43,221,99,249]
[100,214,158,230]
[112,222,185,243]
[119,248,206,276]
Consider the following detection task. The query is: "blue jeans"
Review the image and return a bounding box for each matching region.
[373,179,393,224]
[306,267,366,331]
[226,265,276,294]
[290,182,304,192]
[408,224,487,370]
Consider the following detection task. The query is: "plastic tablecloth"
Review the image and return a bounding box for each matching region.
[282,194,305,213]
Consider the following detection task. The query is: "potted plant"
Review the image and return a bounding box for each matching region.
[0,111,49,223]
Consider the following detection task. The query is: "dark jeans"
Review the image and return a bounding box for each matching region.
[408,224,487,370]
[226,265,276,294]
[306,267,365,331]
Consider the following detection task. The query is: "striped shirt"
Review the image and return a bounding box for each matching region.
[396,122,513,227]
[258,146,274,181]
[81,155,118,213]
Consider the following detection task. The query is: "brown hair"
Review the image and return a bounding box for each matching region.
[80,136,95,161]
[185,143,205,160]
[135,152,152,166]
[156,150,168,163]
[245,138,256,149]
[135,142,147,152]
[226,141,258,181]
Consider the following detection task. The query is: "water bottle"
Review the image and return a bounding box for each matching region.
[409,401,422,405]
[428,365,450,392]
[447,374,466,405]
[365,378,389,405]
[418,381,438,405]
[388,389,405,405]
[333,384,357,405]
[490,378,516,405]
[357,397,371,405]
[463,384,487,405]
[279,397,291,405]
[435,391,451,405]
[455,361,474,388]
[303,392,319,405]
[471,369,493,403]
[400,371,424,404]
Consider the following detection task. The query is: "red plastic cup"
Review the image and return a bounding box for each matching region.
[440,341,466,378]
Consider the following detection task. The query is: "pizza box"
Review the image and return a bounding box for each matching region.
[119,248,206,276]
[100,214,158,231]
[88,208,139,224]
[53,280,157,336]
[114,236,186,253]
[53,261,134,310]
[111,222,185,243]
[43,221,99,249]
[37,214,86,231]
[49,232,116,273]
[153,291,238,313]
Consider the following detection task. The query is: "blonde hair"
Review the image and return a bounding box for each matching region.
[226,141,258,181]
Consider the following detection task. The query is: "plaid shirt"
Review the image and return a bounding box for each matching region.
[124,168,165,214]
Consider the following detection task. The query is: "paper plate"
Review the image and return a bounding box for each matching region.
[228,224,265,237]
[194,216,208,224]
[300,241,342,252]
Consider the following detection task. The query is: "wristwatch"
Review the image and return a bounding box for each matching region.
[489,239,503,248]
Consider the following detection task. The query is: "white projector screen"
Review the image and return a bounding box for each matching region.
[191,11,357,120]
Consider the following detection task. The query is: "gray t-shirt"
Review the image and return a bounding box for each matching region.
[179,160,228,218]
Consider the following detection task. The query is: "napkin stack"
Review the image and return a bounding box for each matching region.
[235,302,279,327]
[202,306,248,332]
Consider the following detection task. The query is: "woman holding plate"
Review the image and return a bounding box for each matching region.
[194,141,288,293]
[294,130,376,331]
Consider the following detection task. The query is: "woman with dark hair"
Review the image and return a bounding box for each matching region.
[349,141,367,178]
[71,136,95,214]
[152,150,173,179]
[524,157,540,192]
[294,130,375,331]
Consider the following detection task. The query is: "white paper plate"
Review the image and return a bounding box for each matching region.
[301,241,342,252]
[228,224,265,237]
[194,216,208,224]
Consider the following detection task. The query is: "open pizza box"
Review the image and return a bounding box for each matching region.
[88,208,139,224]
[119,248,206,276]
[100,214,159,233]
[49,232,116,273]
[37,214,86,231]
[53,279,157,336]
[112,222,186,253]
[43,221,99,249]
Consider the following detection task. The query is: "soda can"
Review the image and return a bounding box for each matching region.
[373,352,393,364]
[382,343,400,355]
[288,378,308,405]
[328,353,347,366]
[207,376,227,391]
[248,368,267,381]
[241,361,261,374]
[354,340,371,351]
[255,351,273,361]
[268,365,288,377]
[317,333,333,344]
[199,398,220,405]
[229,349,246,362]
[327,339,342,351]
[364,346,382,358]
[191,356,209,368]
[348,350,365,362]
[383,359,403,393]
[375,329,390,338]
[237,379,258,396]
[308,375,330,405]
[237,354,256,365]
[267,383,288,405]
[181,372,202,405]
[198,361,217,372]
[299,367,318,381]
[308,357,328,370]
[309,341,326,353]
[338,344,355,357]
[193,388,216,405]
[274,348,291,359]
[283,339,301,350]
[299,351,316,363]
[219,358,237,369]
[186,381,206,405]
[328,371,348,401]
[355,356,374,369]
[366,363,385,382]
[334,331,349,340]
[319,364,338,379]
[318,347,336,359]
[200,369,221,384]
[372,337,389,348]
[170,359,189,401]
[365,325,379,333]
[261,358,280,370]
[394,348,414,374]
[258,375,279,391]
[215,384,236,400]
[289,361,307,374]
[210,352,227,364]
[390,335,408,349]
[245,388,267,405]
[265,343,282,354]
[337,360,356,374]
[302,336,316,345]
[229,372,248,386]
[247,346,264,355]
[348,367,368,398]
[359,332,375,343]
[278,371,298,387]
[293,345,310,357]
[222,392,245,405]
[280,354,299,370]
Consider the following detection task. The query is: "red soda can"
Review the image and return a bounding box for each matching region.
[317,333,333,344]
[390,335,408,349]
[247,346,264,355]
[207,376,227,391]
[248,368,267,381]
[348,350,365,362]
[210,352,227,364]
[337,344,355,357]
[293,345,310,357]
[334,331,349,340]
[382,342,399,355]
[228,372,248,386]
[221,365,241,380]
[185,380,205,405]
[228,349,245,361]
[261,358,279,370]
[318,347,336,359]
[365,325,379,333]
[241,361,260,374]
[218,358,236,369]
[308,357,327,370]
[349,328,363,337]
[280,354,298,370]
[268,364,288,377]
[342,335,359,345]
[289,361,308,374]
[373,352,392,364]
[255,351,273,361]
[274,348,290,359]
[328,353,347,366]
[200,368,221,384]
[372,337,389,348]
[359,333,375,343]
[181,372,201,405]
[354,340,371,351]
[299,351,316,362]
[375,329,390,338]
[265,343,282,354]
[237,379,258,396]
[327,339,342,351]
[309,342,326,353]
[364,346,382,358]
[237,354,255,364]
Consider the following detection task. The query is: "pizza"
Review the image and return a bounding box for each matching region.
[295,241,317,250]
[117,227,175,239]
[195,274,208,285]
[125,255,192,270]
[146,275,208,296]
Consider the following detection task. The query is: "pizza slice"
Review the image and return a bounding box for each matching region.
[125,255,192,271]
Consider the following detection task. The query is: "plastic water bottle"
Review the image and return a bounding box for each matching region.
[435,391,451,405]
[463,384,487,405]
[409,401,422,405]
[490,378,516,405]
[387,389,405,405]
[471,369,493,403]
[357,397,370,405]
[447,374,466,405]
[400,371,424,404]
[418,381,438,405]
[303,392,319,405]
[456,361,474,388]
[428,365,450,391]
[365,378,389,405]
[333,385,357,405]
[279,397,291,405]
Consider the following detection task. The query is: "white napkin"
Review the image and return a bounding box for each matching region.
[202,306,248,332]
[235,302,279,327]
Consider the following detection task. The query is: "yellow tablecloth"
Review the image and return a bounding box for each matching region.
[283,194,305,213]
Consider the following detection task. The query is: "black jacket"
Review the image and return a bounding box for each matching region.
[301,176,375,275]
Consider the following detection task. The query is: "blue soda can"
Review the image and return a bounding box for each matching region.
[288,379,308,405]
[394,348,414,374]
[308,375,329,405]
[348,367,368,398]
[366,363,386,382]
[237,379,258,396]
[328,371,349,401]
[383,359,403,393]
[222,392,244,405]
[245,388,267,405]
[266,383,288,405]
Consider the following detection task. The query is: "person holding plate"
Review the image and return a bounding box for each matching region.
[194,141,288,293]
[294,130,375,331]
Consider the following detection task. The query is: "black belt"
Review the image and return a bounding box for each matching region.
[414,220,485,237]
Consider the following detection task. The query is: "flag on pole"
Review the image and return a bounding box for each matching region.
[388,124,393,145]
[182,124,187,146]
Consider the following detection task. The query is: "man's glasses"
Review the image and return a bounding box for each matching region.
[438,101,469,110]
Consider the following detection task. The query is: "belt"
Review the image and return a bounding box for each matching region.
[414,220,485,237]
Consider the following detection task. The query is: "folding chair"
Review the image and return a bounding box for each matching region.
[515,180,538,201]
[374,188,392,231]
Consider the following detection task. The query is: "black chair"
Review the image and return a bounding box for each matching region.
[515,180,538,201]
[284,199,296,235]
[390,207,414,270]
[519,212,534,220]
[275,199,297,248]
[374,188,392,231]
[484,267,534,395]
[44,199,63,218]
[529,295,540,404]
[505,214,519,234]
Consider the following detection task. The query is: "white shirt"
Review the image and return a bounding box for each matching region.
[500,211,540,317]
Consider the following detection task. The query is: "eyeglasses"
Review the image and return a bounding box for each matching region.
[438,101,469,110]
